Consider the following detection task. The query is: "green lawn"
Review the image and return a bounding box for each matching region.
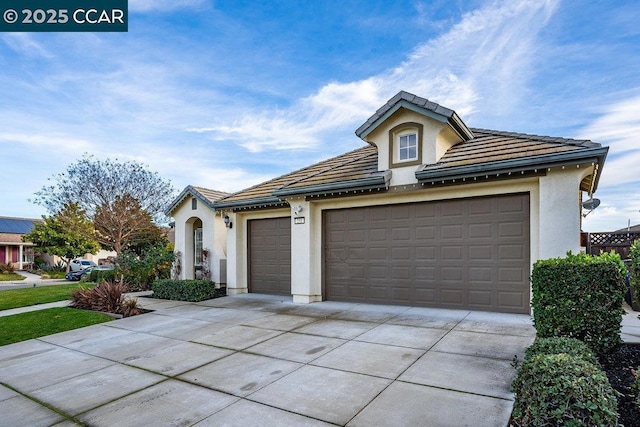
[0,307,113,346]
[0,273,25,282]
[0,283,94,311]
[41,271,67,279]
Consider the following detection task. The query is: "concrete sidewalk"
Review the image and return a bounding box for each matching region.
[0,270,72,291]
[0,294,536,426]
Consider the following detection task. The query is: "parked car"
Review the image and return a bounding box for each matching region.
[69,259,97,272]
[65,265,114,281]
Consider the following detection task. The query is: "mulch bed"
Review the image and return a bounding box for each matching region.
[599,343,640,427]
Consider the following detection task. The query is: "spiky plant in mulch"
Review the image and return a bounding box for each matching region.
[70,281,142,317]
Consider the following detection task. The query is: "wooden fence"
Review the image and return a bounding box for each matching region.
[583,232,640,259]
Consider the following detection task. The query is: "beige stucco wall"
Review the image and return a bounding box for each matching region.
[364,108,463,178]
[171,196,227,283]
[225,163,595,313]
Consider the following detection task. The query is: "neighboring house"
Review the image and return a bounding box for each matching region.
[166,186,230,283]
[0,215,117,270]
[0,216,38,269]
[210,90,608,315]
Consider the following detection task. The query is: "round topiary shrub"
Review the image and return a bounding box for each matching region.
[512,353,618,426]
[525,337,599,366]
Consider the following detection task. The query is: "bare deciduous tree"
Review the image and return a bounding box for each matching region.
[32,154,175,224]
[93,194,165,254]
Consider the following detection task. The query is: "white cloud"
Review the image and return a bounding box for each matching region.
[1,34,53,58]
[190,0,559,152]
[0,132,91,151]
[578,95,640,156]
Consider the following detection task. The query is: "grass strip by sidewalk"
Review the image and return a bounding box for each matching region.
[0,283,94,311]
[0,307,113,346]
[0,273,25,282]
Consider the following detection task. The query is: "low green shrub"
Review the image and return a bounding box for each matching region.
[525,337,599,366]
[531,251,627,354]
[152,279,217,302]
[89,269,116,284]
[512,353,618,426]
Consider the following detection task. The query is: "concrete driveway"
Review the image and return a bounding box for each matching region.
[0,294,535,426]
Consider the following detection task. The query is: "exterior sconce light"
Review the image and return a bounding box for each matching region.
[293,205,303,216]
[223,215,232,228]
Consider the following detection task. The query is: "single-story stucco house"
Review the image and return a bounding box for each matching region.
[168,90,608,314]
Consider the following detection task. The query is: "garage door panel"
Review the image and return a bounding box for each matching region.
[324,193,530,313]
[469,291,492,306]
[249,217,291,295]
[441,202,464,217]
[415,266,435,280]
[469,223,493,238]
[441,224,463,238]
[416,226,436,239]
[499,222,524,237]
[441,246,463,260]
[415,246,436,259]
[469,267,492,282]
[499,245,524,260]
[441,289,464,304]
[469,199,494,215]
[499,197,526,213]
[498,292,525,308]
[499,267,526,283]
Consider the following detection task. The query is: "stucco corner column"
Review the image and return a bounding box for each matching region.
[225,211,248,296]
[289,200,322,304]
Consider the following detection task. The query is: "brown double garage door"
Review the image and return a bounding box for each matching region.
[248,194,530,313]
[323,194,531,314]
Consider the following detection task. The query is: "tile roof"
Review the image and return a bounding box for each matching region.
[0,217,39,234]
[215,127,606,209]
[217,146,385,207]
[355,90,473,141]
[191,187,230,203]
[165,185,230,215]
[422,128,601,171]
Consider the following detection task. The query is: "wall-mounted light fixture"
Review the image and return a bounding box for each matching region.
[223,215,232,228]
[293,205,303,216]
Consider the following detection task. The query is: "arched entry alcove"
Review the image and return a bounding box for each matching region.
[184,217,203,279]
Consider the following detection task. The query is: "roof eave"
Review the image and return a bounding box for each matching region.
[356,101,473,142]
[213,196,287,211]
[165,185,217,215]
[415,147,609,184]
[272,171,392,198]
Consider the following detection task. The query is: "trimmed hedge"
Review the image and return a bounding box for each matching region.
[152,279,217,302]
[525,337,599,366]
[89,269,117,284]
[511,353,618,426]
[531,251,627,354]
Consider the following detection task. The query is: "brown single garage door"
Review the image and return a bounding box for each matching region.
[248,217,291,295]
[323,193,530,313]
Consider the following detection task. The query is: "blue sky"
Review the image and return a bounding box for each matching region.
[1,0,638,232]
